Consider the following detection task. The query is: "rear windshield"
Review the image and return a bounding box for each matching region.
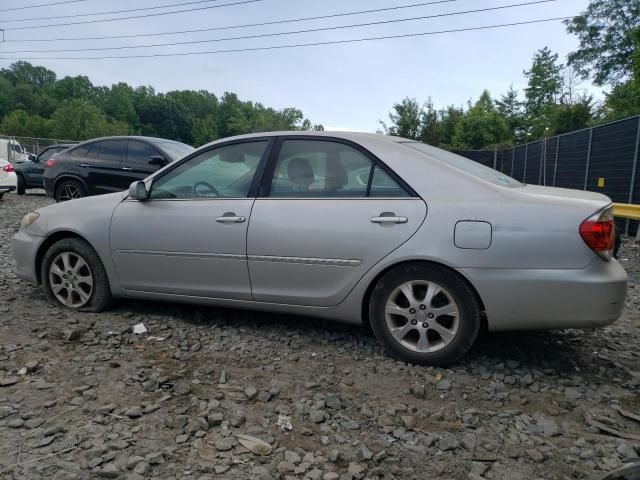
[153,141,194,161]
[401,142,522,188]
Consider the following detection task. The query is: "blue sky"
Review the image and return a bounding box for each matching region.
[0,0,592,131]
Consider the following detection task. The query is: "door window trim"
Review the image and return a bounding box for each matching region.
[257,135,419,199]
[143,137,275,201]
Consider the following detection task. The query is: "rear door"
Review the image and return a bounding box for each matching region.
[117,140,165,190]
[247,137,427,306]
[81,139,127,195]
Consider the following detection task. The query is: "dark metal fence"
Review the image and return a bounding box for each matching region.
[453,115,640,236]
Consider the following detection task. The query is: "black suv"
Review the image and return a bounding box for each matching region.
[15,144,74,194]
[43,136,194,202]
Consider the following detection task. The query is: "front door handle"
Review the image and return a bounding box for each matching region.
[216,214,246,223]
[79,163,91,168]
[121,166,133,171]
[371,215,408,224]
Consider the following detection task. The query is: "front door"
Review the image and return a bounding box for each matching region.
[110,139,272,299]
[247,137,427,307]
[116,140,164,191]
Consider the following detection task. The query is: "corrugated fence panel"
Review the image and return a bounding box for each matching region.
[524,141,542,185]
[587,117,638,203]
[512,145,526,182]
[554,129,590,190]
[544,137,558,186]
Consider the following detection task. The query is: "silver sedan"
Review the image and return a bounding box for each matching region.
[12,132,628,365]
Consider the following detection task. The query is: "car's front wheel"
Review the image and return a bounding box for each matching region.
[369,263,481,366]
[41,238,112,312]
[55,179,86,202]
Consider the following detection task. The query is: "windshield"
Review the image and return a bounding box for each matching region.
[154,141,195,161]
[401,142,522,188]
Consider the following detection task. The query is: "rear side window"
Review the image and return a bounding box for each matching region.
[70,143,95,157]
[95,140,126,162]
[269,139,410,198]
[127,141,160,166]
[369,166,410,197]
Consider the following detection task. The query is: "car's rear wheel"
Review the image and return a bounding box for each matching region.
[369,263,481,366]
[16,174,25,195]
[55,179,85,202]
[41,238,112,312]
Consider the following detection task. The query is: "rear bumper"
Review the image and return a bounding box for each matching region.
[459,259,628,331]
[43,176,55,197]
[12,230,45,284]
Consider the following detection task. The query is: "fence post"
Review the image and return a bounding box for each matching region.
[539,139,545,185]
[553,136,560,187]
[627,116,640,236]
[493,147,497,170]
[511,148,515,177]
[583,127,593,190]
[523,144,529,183]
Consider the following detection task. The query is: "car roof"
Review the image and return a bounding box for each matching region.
[73,136,188,145]
[200,131,412,148]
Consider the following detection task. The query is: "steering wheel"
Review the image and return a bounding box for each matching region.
[193,181,219,197]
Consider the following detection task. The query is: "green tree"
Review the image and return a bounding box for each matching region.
[549,98,594,135]
[0,77,15,118]
[565,0,640,86]
[52,75,96,102]
[0,61,56,88]
[49,100,128,140]
[379,97,422,139]
[0,109,51,138]
[191,115,218,146]
[602,27,640,119]
[452,90,511,149]
[495,85,526,143]
[524,47,563,138]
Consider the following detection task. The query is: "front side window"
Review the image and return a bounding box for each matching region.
[150,141,268,200]
[269,139,410,198]
[127,141,160,166]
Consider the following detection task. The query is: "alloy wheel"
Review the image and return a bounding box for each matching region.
[58,184,81,201]
[384,280,460,353]
[48,252,94,308]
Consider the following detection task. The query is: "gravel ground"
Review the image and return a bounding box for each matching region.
[0,192,639,480]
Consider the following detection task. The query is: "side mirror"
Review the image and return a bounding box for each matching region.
[129,181,148,201]
[148,155,168,167]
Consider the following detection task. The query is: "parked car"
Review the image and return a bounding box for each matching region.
[43,136,194,202]
[0,138,29,164]
[15,144,74,194]
[0,158,17,198]
[13,132,628,365]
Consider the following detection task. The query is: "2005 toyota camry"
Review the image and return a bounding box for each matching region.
[12,132,628,365]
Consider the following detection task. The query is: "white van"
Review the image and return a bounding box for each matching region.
[0,138,28,163]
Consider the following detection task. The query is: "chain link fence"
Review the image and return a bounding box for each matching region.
[453,115,640,236]
[0,134,79,163]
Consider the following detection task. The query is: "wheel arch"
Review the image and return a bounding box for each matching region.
[361,259,487,330]
[35,230,93,284]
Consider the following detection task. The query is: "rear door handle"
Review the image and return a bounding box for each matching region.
[371,215,408,224]
[80,163,91,168]
[121,166,133,171]
[216,215,246,223]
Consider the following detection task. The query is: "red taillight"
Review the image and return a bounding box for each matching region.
[45,158,56,168]
[579,207,615,260]
[2,164,15,173]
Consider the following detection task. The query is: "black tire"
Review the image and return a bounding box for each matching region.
[369,263,482,366]
[41,238,113,312]
[55,179,86,202]
[613,225,622,259]
[16,174,26,195]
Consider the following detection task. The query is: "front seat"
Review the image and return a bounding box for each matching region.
[287,157,314,192]
[325,158,348,194]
